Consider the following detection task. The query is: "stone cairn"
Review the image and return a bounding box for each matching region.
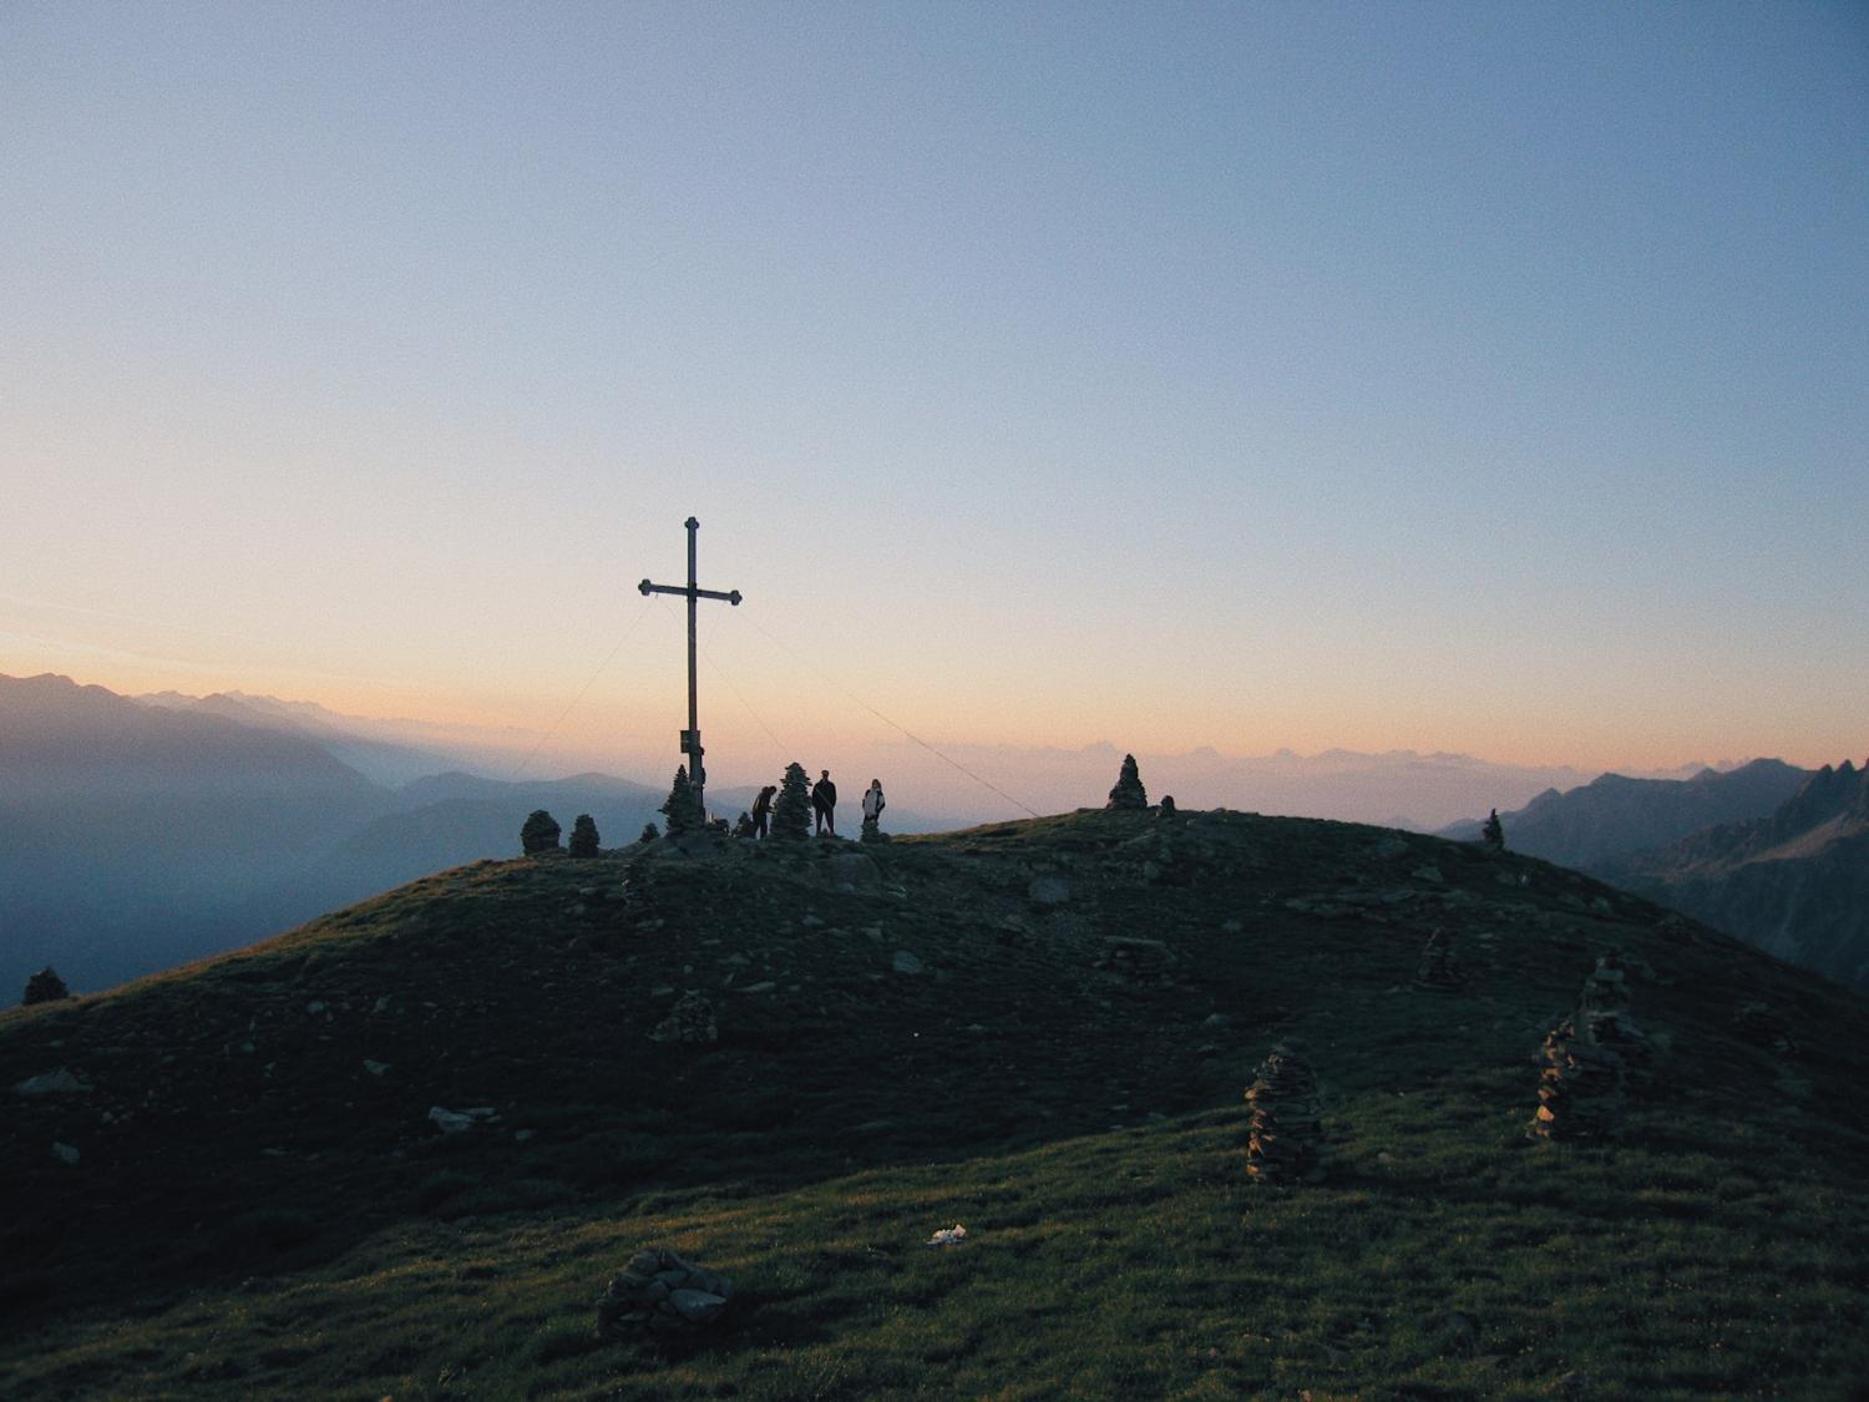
[770,762,813,841]
[22,966,72,1005]
[1107,753,1148,810]
[1414,927,1463,990]
[568,814,601,858]
[595,1247,734,1337]
[1245,1041,1323,1184]
[1528,1017,1624,1142]
[1157,795,1177,818]
[1480,808,1505,854]
[661,765,702,834]
[520,809,561,855]
[1578,951,1648,1063]
[649,992,718,1045]
[860,815,889,844]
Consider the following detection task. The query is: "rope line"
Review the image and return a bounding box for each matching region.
[738,608,1040,819]
[507,595,656,782]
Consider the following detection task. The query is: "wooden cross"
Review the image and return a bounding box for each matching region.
[639,516,741,819]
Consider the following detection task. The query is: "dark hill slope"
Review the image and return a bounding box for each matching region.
[2,811,1865,1399]
[1441,759,1811,870]
[1622,760,1869,990]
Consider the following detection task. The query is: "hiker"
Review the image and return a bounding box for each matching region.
[811,769,838,836]
[750,784,777,840]
[862,778,886,829]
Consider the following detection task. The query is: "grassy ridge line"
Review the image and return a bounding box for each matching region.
[3,808,1867,1397]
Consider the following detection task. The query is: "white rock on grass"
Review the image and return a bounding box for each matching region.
[891,950,925,976]
[52,1142,80,1166]
[15,1068,91,1096]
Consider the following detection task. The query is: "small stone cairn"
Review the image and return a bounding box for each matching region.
[521,809,561,855]
[22,966,72,1005]
[649,992,718,1045]
[1414,927,1463,990]
[1107,753,1148,810]
[1245,1041,1323,1184]
[1528,1017,1624,1142]
[595,1247,734,1337]
[860,815,889,844]
[1480,808,1506,854]
[1578,952,1648,1063]
[568,814,601,858]
[1157,795,1177,818]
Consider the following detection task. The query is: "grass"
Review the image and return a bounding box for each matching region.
[2,809,1866,1398]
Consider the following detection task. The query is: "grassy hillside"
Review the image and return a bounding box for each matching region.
[3,809,1865,1399]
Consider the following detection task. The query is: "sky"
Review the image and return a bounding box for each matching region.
[3,2,1865,795]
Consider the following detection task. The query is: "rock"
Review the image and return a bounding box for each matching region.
[1028,875,1071,906]
[1106,753,1148,810]
[305,1001,326,1015]
[1202,1013,1231,1028]
[1528,1018,1624,1142]
[859,816,890,844]
[1221,918,1244,934]
[1411,864,1444,885]
[15,1068,91,1096]
[649,991,719,1045]
[891,950,925,976]
[1158,795,1177,818]
[824,852,883,894]
[428,1105,497,1134]
[739,981,777,995]
[51,1141,80,1166]
[363,1060,390,1077]
[595,1247,734,1337]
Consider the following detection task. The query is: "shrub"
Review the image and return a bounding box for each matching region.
[568,814,600,858]
[22,966,71,1005]
[520,810,561,855]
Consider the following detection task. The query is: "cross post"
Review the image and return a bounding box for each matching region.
[639,516,741,820]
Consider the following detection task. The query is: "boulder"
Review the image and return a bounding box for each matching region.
[15,1068,91,1097]
[649,991,719,1045]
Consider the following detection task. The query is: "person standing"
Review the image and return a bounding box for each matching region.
[750,784,776,840]
[811,769,838,836]
[861,778,886,831]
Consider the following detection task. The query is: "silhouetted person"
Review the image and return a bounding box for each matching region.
[750,784,777,839]
[811,769,838,836]
[862,778,886,828]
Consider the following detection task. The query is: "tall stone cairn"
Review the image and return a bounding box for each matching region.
[1107,753,1148,810]
[1578,951,1647,1062]
[1529,1017,1624,1142]
[520,809,562,855]
[595,1247,734,1337]
[1245,1041,1323,1184]
[1414,927,1463,990]
[661,765,702,834]
[568,814,601,858]
[770,762,812,842]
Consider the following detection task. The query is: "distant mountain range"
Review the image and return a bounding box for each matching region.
[0,674,939,1002]
[1618,760,1869,991]
[1441,757,1869,991]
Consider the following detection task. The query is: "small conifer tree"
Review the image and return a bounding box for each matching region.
[520,809,561,855]
[771,762,812,841]
[568,814,600,858]
[1481,808,1506,853]
[661,765,701,834]
[22,966,71,1005]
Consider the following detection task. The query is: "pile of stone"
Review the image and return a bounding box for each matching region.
[1733,1000,1798,1057]
[1578,952,1647,1062]
[649,991,718,1045]
[1528,1017,1624,1142]
[1093,936,1175,985]
[595,1247,734,1337]
[860,815,889,844]
[1414,928,1463,990]
[1106,753,1148,810]
[1245,1041,1323,1184]
[520,809,561,855]
[568,814,601,858]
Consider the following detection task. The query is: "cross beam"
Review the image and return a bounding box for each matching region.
[638,516,741,820]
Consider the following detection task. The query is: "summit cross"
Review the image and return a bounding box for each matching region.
[638,516,742,821]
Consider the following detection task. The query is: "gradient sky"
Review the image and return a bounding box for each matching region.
[3,2,1865,787]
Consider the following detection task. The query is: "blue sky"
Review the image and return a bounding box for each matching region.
[3,2,1864,777]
